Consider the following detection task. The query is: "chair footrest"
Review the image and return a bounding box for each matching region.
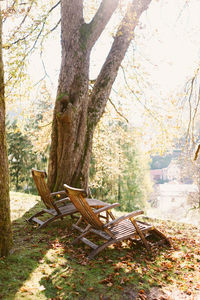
[43,209,57,216]
[73,224,110,240]
[80,237,98,250]
[90,228,111,240]
[73,224,84,232]
[32,217,44,226]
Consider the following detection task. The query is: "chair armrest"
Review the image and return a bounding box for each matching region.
[94,203,120,215]
[51,190,66,196]
[55,197,70,205]
[103,210,144,228]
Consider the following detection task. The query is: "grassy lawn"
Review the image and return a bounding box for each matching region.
[0,192,200,299]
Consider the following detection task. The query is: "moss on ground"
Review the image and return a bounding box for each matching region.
[0,191,199,299]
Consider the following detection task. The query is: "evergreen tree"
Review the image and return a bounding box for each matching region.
[7,120,38,192]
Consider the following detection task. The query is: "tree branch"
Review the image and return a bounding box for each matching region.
[108,98,128,123]
[194,144,200,161]
[186,76,195,142]
[89,0,151,125]
[11,1,60,46]
[8,1,34,40]
[120,64,164,126]
[85,0,119,49]
[192,85,200,142]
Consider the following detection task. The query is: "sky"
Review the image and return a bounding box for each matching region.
[4,0,200,145]
[26,0,200,96]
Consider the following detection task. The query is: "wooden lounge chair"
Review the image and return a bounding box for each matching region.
[27,169,109,229]
[64,184,171,260]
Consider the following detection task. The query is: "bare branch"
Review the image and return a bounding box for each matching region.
[6,1,61,88]
[2,0,17,23]
[49,18,61,33]
[49,0,61,13]
[186,76,195,141]
[194,144,200,161]
[38,121,52,128]
[89,0,151,125]
[185,66,200,143]
[120,64,163,126]
[108,98,128,123]
[8,1,34,41]
[85,0,119,49]
[192,85,200,142]
[9,1,61,47]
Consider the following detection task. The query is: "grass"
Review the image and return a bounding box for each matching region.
[0,191,200,299]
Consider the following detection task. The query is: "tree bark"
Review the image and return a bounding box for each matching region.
[0,9,12,257]
[48,0,151,191]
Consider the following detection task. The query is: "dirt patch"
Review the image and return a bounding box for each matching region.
[122,286,200,299]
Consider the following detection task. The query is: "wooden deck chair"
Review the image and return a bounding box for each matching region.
[27,169,109,229]
[64,184,171,260]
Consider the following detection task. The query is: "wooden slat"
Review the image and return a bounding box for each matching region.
[32,217,44,226]
[73,224,110,240]
[73,224,85,233]
[110,220,153,241]
[43,209,57,216]
[80,237,98,249]
[104,210,143,228]
[64,185,104,230]
[90,228,111,240]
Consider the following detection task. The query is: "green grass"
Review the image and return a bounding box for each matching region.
[0,191,200,299]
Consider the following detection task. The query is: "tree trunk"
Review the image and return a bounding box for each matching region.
[0,9,12,257]
[48,0,152,191]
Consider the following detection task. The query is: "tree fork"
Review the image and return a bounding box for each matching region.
[48,0,152,191]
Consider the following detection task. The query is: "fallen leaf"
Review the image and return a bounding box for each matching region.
[20,287,29,293]
[107,282,113,287]
[56,285,63,290]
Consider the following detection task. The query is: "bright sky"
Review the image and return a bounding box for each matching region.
[27,0,200,96]
[139,0,200,93]
[6,0,200,141]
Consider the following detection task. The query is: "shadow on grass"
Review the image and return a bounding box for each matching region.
[0,197,171,300]
[39,241,157,300]
[0,200,77,299]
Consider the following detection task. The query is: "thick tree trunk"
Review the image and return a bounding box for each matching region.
[0,9,12,257]
[48,0,151,191]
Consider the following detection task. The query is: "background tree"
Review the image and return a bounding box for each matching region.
[90,113,152,210]
[6,120,38,193]
[47,0,152,191]
[0,8,12,257]
[6,85,53,194]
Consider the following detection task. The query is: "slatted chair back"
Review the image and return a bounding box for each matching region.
[64,184,104,230]
[32,169,60,214]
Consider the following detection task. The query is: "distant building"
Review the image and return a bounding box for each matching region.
[165,161,180,181]
[151,160,181,183]
[150,168,167,182]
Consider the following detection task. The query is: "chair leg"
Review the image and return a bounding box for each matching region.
[26,210,46,223]
[27,212,64,229]
[88,238,115,260]
[37,214,62,229]
[72,225,91,245]
[130,218,151,252]
[150,228,171,246]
